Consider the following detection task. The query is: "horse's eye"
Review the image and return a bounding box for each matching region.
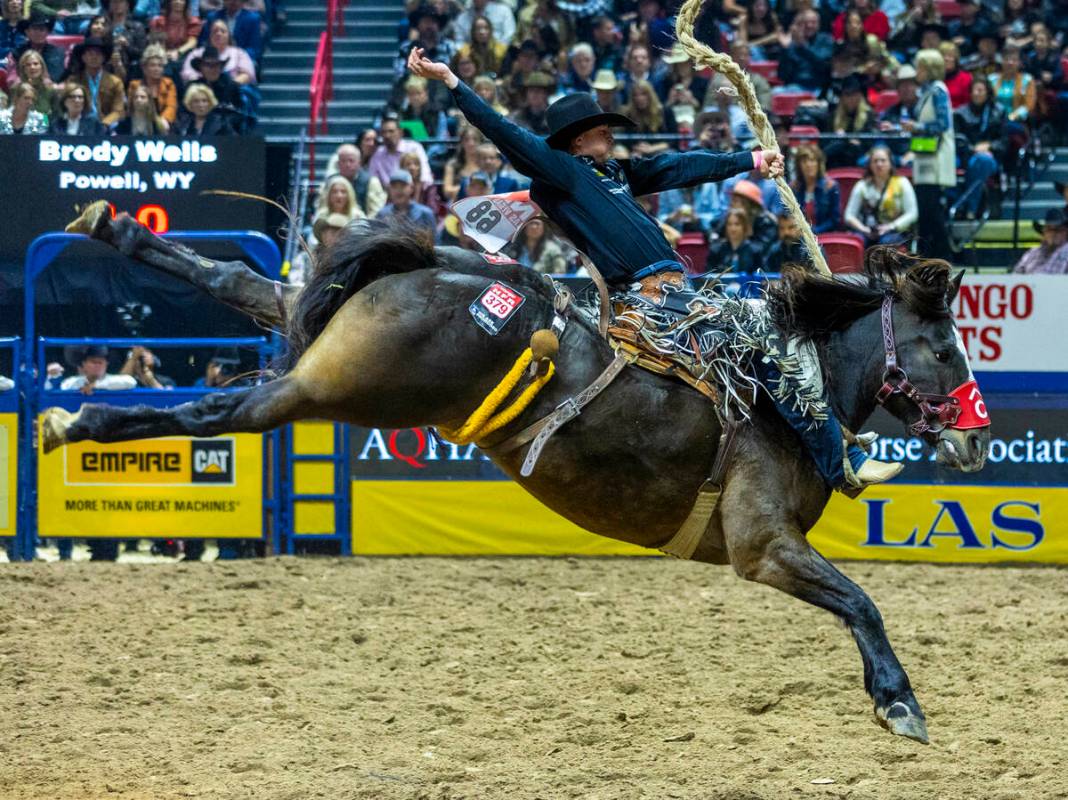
[934,351,952,363]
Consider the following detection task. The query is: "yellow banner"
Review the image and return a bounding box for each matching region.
[38,426,263,538]
[352,480,651,556]
[352,480,1067,563]
[0,412,16,536]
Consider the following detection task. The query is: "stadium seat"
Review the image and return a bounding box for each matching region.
[875,90,899,114]
[749,60,779,84]
[817,233,865,273]
[788,125,821,145]
[676,233,709,276]
[897,165,913,180]
[771,92,816,117]
[935,0,962,18]
[47,34,84,51]
[826,167,865,214]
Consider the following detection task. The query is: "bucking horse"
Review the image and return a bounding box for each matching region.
[45,201,989,745]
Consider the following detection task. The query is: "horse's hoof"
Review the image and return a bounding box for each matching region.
[41,407,77,454]
[66,200,111,237]
[876,701,929,744]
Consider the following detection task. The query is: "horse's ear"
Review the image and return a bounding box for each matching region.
[947,269,965,303]
[904,260,952,295]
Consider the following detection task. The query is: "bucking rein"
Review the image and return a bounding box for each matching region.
[436,0,832,558]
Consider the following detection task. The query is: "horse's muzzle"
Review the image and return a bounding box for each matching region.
[935,427,990,473]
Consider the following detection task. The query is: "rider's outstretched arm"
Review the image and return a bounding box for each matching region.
[622,149,769,197]
[407,48,572,191]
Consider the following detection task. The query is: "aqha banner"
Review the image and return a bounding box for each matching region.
[954,274,1068,391]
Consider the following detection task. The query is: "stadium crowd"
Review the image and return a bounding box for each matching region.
[0,0,275,136]
[309,0,1068,274]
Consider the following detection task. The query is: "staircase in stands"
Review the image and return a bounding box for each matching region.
[258,0,403,157]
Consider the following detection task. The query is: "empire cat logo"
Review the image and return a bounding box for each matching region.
[64,438,235,486]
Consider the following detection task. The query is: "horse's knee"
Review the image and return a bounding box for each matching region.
[725,527,780,582]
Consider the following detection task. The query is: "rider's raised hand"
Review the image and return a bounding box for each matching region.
[759,149,785,180]
[407,47,458,87]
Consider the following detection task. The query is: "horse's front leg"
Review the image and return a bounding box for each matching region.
[67,200,297,330]
[719,443,928,743]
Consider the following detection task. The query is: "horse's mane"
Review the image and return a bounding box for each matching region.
[285,218,561,366]
[766,247,957,340]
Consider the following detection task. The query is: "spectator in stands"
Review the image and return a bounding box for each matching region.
[1000,0,1039,50]
[369,113,434,190]
[198,0,262,64]
[500,39,539,106]
[442,124,483,200]
[184,44,243,113]
[658,179,726,235]
[0,0,27,65]
[114,82,168,133]
[1024,25,1060,89]
[472,73,508,113]
[953,77,1003,217]
[357,127,378,165]
[777,9,834,93]
[377,169,436,232]
[706,209,763,274]
[832,0,890,42]
[939,41,971,108]
[765,212,809,271]
[400,150,442,216]
[450,52,479,87]
[474,142,518,192]
[907,48,955,260]
[510,70,553,134]
[174,82,233,135]
[1013,209,1068,273]
[183,20,256,85]
[315,174,364,226]
[694,109,737,154]
[150,0,201,65]
[619,44,663,102]
[515,0,574,57]
[15,11,64,83]
[291,212,350,284]
[328,143,386,217]
[12,49,56,116]
[743,0,784,60]
[721,179,778,248]
[560,42,596,94]
[948,0,995,58]
[392,75,447,138]
[824,75,873,167]
[456,15,506,75]
[656,41,708,111]
[506,217,567,273]
[836,9,897,80]
[128,44,178,125]
[791,144,842,233]
[67,37,126,126]
[591,69,622,113]
[844,144,918,245]
[0,81,46,131]
[398,7,456,85]
[589,16,621,73]
[58,345,137,393]
[451,0,515,46]
[888,0,941,58]
[990,45,1037,127]
[726,42,770,111]
[49,82,106,133]
[620,79,675,155]
[878,63,918,160]
[962,29,1001,79]
[32,0,86,35]
[103,0,146,60]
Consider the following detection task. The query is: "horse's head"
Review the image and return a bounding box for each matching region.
[877,262,990,472]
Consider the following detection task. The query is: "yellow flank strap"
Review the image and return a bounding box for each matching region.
[438,347,555,446]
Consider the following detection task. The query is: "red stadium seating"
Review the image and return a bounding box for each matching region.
[676,233,709,276]
[935,0,962,18]
[875,90,899,114]
[788,125,821,145]
[826,167,865,214]
[749,60,780,84]
[897,165,913,180]
[817,234,865,273]
[47,34,84,68]
[771,92,817,117]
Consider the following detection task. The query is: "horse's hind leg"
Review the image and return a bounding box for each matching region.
[67,200,297,329]
[41,377,309,453]
[720,488,928,742]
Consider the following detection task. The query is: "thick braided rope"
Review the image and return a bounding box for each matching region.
[674,0,831,276]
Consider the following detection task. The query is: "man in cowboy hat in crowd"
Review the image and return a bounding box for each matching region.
[407,47,904,489]
[1013,209,1068,274]
[510,71,555,135]
[68,37,126,125]
[188,45,243,109]
[14,10,65,82]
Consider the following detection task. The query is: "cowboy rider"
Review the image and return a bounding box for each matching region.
[407,48,902,490]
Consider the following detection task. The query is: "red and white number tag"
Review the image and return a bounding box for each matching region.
[451,191,541,253]
[948,380,990,429]
[469,281,525,335]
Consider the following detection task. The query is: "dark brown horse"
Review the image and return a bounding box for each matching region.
[47,205,990,743]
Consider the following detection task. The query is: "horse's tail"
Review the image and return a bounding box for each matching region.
[285,218,437,365]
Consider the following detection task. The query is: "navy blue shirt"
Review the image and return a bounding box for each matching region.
[450,80,755,284]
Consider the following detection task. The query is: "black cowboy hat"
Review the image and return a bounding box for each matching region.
[918,22,949,40]
[191,45,228,72]
[71,36,114,64]
[408,4,446,27]
[64,344,109,370]
[17,10,55,32]
[1033,208,1068,233]
[545,92,635,150]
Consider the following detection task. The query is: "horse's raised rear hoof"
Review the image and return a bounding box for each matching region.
[66,199,112,239]
[877,701,929,744]
[41,407,78,454]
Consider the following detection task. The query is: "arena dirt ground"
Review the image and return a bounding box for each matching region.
[2,555,1067,800]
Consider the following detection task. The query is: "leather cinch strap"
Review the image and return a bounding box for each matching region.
[492,351,629,477]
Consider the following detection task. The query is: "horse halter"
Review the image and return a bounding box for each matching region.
[874,294,963,438]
